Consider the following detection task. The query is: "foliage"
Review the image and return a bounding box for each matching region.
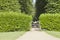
[19,0,33,14]
[33,0,48,21]
[39,13,60,31]
[0,0,33,14]
[0,0,20,12]
[45,0,60,13]
[0,12,32,32]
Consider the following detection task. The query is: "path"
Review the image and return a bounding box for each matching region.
[16,31,60,40]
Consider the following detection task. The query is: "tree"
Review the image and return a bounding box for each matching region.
[0,0,20,12]
[45,0,60,13]
[33,0,48,21]
[19,0,33,14]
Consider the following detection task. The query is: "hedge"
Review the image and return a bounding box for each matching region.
[40,13,60,31]
[0,12,32,32]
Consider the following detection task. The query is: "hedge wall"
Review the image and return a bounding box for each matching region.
[0,12,32,32]
[0,0,20,12]
[40,13,60,31]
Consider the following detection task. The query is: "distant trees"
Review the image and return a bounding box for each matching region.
[19,0,33,14]
[0,0,20,12]
[0,0,60,15]
[33,0,48,21]
[0,0,33,14]
[46,0,60,13]
[33,0,60,21]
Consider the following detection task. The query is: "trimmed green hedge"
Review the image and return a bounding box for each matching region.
[40,13,60,31]
[0,12,32,32]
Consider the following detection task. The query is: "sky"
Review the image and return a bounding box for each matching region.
[33,0,36,4]
[32,0,36,7]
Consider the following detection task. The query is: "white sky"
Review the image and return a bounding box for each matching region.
[33,0,36,4]
[32,0,36,7]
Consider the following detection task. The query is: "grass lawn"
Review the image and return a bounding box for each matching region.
[46,31,60,38]
[0,31,25,40]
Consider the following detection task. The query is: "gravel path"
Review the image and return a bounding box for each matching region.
[16,31,60,40]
